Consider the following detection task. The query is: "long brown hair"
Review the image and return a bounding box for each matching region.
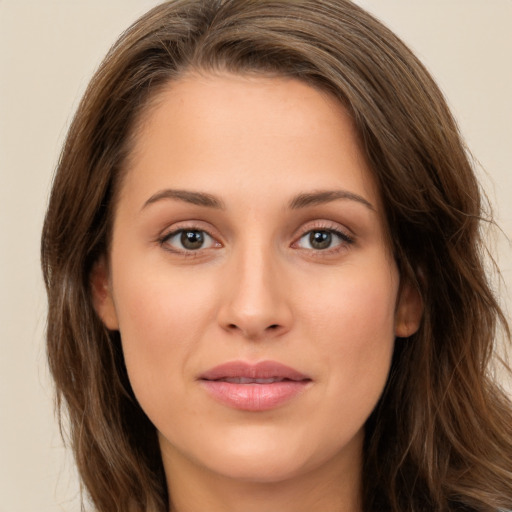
[41,1,512,510]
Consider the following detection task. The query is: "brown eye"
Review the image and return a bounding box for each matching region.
[295,228,354,251]
[309,231,332,250]
[181,230,205,250]
[161,229,218,252]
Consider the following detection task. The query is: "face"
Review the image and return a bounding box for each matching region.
[93,73,421,490]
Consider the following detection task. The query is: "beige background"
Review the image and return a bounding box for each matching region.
[0,1,510,511]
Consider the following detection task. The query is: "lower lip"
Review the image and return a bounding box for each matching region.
[200,380,310,411]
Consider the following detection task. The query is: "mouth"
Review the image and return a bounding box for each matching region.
[199,360,312,411]
[214,377,301,384]
[199,360,311,381]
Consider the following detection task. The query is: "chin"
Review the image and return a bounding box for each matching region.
[161,422,363,486]
[206,453,314,484]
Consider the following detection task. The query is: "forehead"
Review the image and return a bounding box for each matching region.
[120,72,381,214]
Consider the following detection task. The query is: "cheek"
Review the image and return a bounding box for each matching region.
[111,261,218,407]
[303,262,398,338]
[302,267,398,419]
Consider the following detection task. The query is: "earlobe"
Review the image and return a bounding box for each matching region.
[90,256,119,330]
[395,280,423,338]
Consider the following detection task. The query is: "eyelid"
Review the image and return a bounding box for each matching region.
[291,220,355,252]
[155,219,354,255]
[293,220,355,241]
[157,222,223,253]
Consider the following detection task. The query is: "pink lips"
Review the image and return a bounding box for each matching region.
[199,360,311,411]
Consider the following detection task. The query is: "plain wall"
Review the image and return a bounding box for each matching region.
[0,1,510,511]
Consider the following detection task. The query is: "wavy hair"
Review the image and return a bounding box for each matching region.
[41,1,512,510]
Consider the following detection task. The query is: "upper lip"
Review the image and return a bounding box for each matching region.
[199,360,311,382]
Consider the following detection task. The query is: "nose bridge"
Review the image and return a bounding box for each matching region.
[218,234,291,339]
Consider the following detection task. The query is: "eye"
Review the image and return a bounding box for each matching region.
[161,229,219,252]
[295,229,353,251]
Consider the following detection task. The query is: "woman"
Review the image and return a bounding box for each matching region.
[41,1,512,511]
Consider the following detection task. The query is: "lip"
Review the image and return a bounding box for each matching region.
[198,360,312,411]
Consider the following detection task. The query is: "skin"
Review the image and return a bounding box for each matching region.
[93,72,422,512]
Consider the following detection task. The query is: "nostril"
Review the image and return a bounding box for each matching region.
[221,321,286,337]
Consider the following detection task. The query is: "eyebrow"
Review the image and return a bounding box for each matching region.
[289,190,375,211]
[141,188,374,212]
[142,189,225,210]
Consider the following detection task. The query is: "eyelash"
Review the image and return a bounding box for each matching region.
[158,225,221,255]
[157,223,354,255]
[292,223,355,255]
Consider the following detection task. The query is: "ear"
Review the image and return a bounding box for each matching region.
[395,279,423,338]
[90,256,119,330]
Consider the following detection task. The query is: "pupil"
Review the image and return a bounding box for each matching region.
[181,230,204,250]
[310,231,331,250]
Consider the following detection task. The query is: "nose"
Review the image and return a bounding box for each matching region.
[217,243,293,341]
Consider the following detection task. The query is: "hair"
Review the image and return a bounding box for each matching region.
[41,1,512,511]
